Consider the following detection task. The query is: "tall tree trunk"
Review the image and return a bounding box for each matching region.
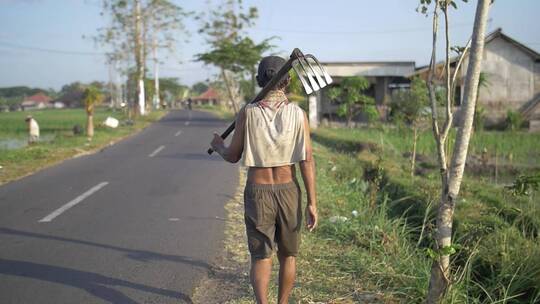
[221,68,239,114]
[134,0,146,116]
[426,1,491,303]
[152,35,160,109]
[87,112,94,139]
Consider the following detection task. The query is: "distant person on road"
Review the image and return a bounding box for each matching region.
[210,56,318,304]
[187,98,193,111]
[25,115,40,144]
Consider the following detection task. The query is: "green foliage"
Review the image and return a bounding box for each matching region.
[474,105,486,131]
[83,86,104,114]
[57,82,87,107]
[196,0,273,108]
[308,127,540,303]
[417,0,470,15]
[197,0,270,74]
[390,77,429,125]
[0,86,48,98]
[196,37,273,74]
[364,105,380,123]
[505,110,525,131]
[191,81,209,95]
[506,173,540,197]
[327,76,375,125]
[158,78,189,100]
[288,71,303,96]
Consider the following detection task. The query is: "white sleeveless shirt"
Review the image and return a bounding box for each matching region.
[242,90,306,167]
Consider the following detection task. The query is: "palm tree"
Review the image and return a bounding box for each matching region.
[83,86,104,139]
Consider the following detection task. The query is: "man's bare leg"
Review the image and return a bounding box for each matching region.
[250,257,272,304]
[277,252,296,304]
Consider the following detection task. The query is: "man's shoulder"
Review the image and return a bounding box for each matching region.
[286,102,306,117]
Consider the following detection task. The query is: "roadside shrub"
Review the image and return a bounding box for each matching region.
[474,106,485,131]
[505,110,524,131]
[364,105,380,124]
[472,227,540,302]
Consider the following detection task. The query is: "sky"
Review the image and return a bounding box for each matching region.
[0,0,539,90]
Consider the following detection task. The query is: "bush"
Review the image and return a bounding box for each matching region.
[474,106,485,131]
[364,105,380,123]
[506,110,524,131]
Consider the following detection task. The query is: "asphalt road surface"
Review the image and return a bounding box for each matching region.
[0,110,239,304]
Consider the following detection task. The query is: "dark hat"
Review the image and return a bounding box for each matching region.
[257,56,288,88]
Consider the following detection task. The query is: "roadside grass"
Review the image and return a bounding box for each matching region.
[297,127,540,303]
[0,108,167,185]
[193,104,236,122]
[314,125,540,168]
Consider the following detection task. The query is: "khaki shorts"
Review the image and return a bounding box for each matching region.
[244,181,302,259]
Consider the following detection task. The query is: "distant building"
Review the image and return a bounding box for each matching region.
[308,29,540,131]
[192,87,221,106]
[309,61,415,126]
[20,93,52,110]
[53,101,66,109]
[413,28,540,130]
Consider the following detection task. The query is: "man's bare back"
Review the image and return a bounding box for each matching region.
[247,165,295,184]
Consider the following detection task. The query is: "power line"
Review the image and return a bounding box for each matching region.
[0,40,106,56]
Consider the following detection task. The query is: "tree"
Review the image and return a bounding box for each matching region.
[418,0,493,302]
[58,82,87,108]
[196,0,273,114]
[98,0,188,115]
[83,86,104,139]
[98,0,145,116]
[327,76,375,127]
[191,82,209,95]
[146,0,189,109]
[159,78,189,106]
[390,77,429,176]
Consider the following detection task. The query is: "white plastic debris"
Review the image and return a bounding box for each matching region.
[329,215,348,223]
[351,210,359,217]
[103,117,119,128]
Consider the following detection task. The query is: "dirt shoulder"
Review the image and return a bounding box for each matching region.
[192,167,252,303]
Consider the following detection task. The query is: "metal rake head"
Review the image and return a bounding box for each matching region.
[291,53,333,95]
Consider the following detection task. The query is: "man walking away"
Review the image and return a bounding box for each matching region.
[210,56,318,304]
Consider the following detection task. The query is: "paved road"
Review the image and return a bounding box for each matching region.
[0,110,239,304]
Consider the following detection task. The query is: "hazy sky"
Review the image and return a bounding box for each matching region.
[0,0,538,90]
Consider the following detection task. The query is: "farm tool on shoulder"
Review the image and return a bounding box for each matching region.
[207,48,332,155]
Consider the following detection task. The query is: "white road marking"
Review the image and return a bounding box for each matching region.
[184,121,190,126]
[168,218,180,221]
[39,182,109,223]
[174,130,182,137]
[149,145,165,158]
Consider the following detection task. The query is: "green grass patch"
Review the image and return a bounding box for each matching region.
[290,127,539,303]
[193,104,236,122]
[0,108,167,184]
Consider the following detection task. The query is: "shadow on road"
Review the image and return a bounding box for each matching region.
[0,258,192,304]
[0,228,210,268]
